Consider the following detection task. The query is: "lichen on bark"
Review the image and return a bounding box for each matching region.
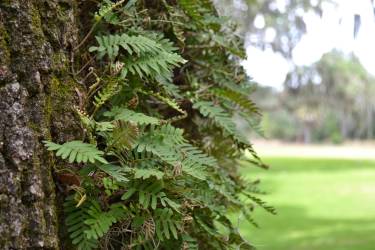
[0,1,81,249]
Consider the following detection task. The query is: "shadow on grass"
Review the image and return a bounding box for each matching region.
[240,205,375,250]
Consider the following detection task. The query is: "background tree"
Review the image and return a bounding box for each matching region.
[257,51,375,143]
[214,0,324,58]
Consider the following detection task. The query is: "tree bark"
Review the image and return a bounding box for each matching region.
[0,1,81,249]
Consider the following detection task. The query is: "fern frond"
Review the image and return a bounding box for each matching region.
[135,124,186,165]
[134,168,164,180]
[179,143,217,167]
[243,192,277,215]
[93,78,122,111]
[84,202,127,240]
[44,140,108,164]
[178,143,217,180]
[64,195,98,250]
[154,208,180,240]
[104,107,160,125]
[89,34,163,60]
[105,120,139,152]
[182,234,199,250]
[178,0,210,22]
[211,33,245,58]
[239,112,265,137]
[211,88,260,115]
[193,101,248,144]
[97,164,130,182]
[121,51,186,79]
[156,74,182,98]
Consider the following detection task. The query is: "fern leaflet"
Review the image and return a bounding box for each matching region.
[44,140,108,164]
[64,196,98,250]
[104,107,160,125]
[193,101,248,144]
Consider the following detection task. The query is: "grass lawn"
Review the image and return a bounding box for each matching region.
[238,157,375,250]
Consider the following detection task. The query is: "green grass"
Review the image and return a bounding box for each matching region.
[238,157,375,250]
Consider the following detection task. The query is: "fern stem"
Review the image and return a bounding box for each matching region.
[74,0,127,51]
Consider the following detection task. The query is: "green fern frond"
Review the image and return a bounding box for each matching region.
[179,143,217,167]
[180,158,207,180]
[134,168,164,180]
[154,208,180,240]
[121,180,176,210]
[182,234,199,250]
[97,164,130,182]
[178,143,218,180]
[239,112,265,137]
[211,88,260,116]
[178,0,210,22]
[135,124,186,165]
[64,195,98,250]
[84,202,127,240]
[193,101,248,144]
[156,74,182,98]
[211,33,245,58]
[95,0,128,23]
[89,34,163,60]
[44,140,108,164]
[121,51,186,79]
[105,120,139,152]
[104,107,160,125]
[95,121,114,132]
[93,79,122,110]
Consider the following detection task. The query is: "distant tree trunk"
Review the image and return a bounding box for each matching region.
[302,125,312,144]
[366,105,373,140]
[0,1,81,248]
[340,111,349,140]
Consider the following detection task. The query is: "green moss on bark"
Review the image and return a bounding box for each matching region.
[0,23,10,66]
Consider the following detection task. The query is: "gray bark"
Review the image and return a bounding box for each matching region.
[0,1,81,249]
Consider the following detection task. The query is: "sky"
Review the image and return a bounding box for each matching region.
[242,0,375,89]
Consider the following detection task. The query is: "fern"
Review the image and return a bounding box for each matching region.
[93,78,122,111]
[90,33,187,80]
[97,164,130,182]
[154,208,180,240]
[211,87,260,116]
[105,120,139,152]
[193,101,248,144]
[84,203,126,240]
[55,0,270,249]
[134,168,164,180]
[89,34,164,60]
[104,107,160,125]
[121,50,186,79]
[64,196,98,250]
[44,140,107,164]
[178,0,210,22]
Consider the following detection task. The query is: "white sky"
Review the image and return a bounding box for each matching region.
[242,0,375,89]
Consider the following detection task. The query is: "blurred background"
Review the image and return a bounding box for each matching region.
[214,0,375,249]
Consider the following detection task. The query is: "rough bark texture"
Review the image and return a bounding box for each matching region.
[0,1,81,249]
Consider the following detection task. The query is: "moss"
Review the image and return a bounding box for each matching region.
[0,21,10,66]
[29,5,45,42]
[28,121,42,135]
[50,75,77,101]
[52,52,69,71]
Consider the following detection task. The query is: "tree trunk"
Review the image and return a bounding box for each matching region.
[0,1,81,249]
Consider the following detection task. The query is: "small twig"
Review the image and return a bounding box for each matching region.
[76,55,96,76]
[73,21,100,52]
